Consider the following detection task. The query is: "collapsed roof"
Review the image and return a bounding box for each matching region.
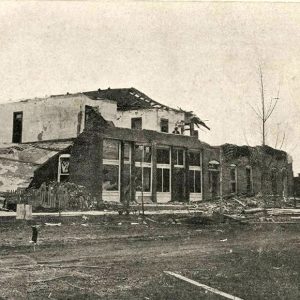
[0,141,73,192]
[84,88,210,130]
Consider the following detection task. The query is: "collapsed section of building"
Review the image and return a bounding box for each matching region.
[29,126,293,206]
[0,87,294,207]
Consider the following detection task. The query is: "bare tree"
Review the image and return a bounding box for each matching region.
[246,66,289,199]
[248,66,280,146]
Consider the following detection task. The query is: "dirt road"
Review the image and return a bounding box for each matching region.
[0,215,299,299]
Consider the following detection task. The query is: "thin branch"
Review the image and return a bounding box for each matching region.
[265,97,279,121]
[266,97,274,119]
[266,83,280,121]
[279,131,286,150]
[248,102,263,120]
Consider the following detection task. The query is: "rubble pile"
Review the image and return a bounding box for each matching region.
[189,194,299,224]
[22,182,96,211]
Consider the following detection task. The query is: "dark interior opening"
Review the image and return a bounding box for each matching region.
[12,111,23,143]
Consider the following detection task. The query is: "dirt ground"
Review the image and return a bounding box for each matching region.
[0,214,299,300]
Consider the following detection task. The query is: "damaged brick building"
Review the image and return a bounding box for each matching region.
[0,88,294,204]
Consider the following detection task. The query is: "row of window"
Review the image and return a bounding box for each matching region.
[101,140,202,194]
[102,139,200,166]
[58,140,203,194]
[131,117,169,133]
[57,149,253,196]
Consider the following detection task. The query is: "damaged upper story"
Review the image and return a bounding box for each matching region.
[0,87,209,144]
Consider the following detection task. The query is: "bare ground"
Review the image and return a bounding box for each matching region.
[0,214,299,300]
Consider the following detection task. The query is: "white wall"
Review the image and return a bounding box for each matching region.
[0,94,117,143]
[115,108,187,134]
[0,95,190,144]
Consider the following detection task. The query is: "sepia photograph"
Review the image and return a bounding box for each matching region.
[0,1,299,299]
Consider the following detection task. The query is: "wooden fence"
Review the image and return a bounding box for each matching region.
[5,183,94,211]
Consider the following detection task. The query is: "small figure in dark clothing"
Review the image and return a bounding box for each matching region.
[172,127,180,134]
[31,225,39,251]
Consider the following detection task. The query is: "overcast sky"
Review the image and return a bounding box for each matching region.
[0,1,300,172]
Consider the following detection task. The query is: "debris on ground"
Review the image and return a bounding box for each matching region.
[45,223,62,227]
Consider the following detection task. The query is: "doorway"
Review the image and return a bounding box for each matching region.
[12,111,23,143]
[210,171,219,199]
[173,168,185,202]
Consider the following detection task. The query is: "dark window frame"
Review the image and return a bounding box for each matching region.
[157,168,170,192]
[160,118,169,133]
[131,117,142,130]
[189,151,201,166]
[157,148,170,164]
[12,111,23,143]
[189,169,202,193]
[230,166,237,194]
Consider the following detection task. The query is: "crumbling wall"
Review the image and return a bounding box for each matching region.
[0,94,117,143]
[69,131,103,197]
[29,146,72,189]
[220,145,293,197]
[115,108,186,134]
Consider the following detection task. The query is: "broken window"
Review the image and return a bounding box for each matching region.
[156,147,171,193]
[160,118,169,133]
[189,170,201,193]
[174,149,184,166]
[103,139,120,160]
[157,148,170,164]
[124,142,131,162]
[230,165,237,194]
[135,145,152,193]
[246,166,252,193]
[58,154,70,182]
[103,139,120,193]
[189,151,201,166]
[103,165,119,191]
[12,111,23,143]
[135,167,151,192]
[135,145,151,163]
[157,168,170,192]
[131,117,142,130]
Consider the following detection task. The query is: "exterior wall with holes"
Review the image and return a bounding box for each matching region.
[115,108,188,134]
[0,95,117,143]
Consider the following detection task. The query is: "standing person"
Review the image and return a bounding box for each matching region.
[31,225,39,251]
[172,127,180,134]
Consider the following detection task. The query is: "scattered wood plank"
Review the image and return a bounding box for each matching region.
[233,198,246,207]
[164,271,244,300]
[45,223,62,226]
